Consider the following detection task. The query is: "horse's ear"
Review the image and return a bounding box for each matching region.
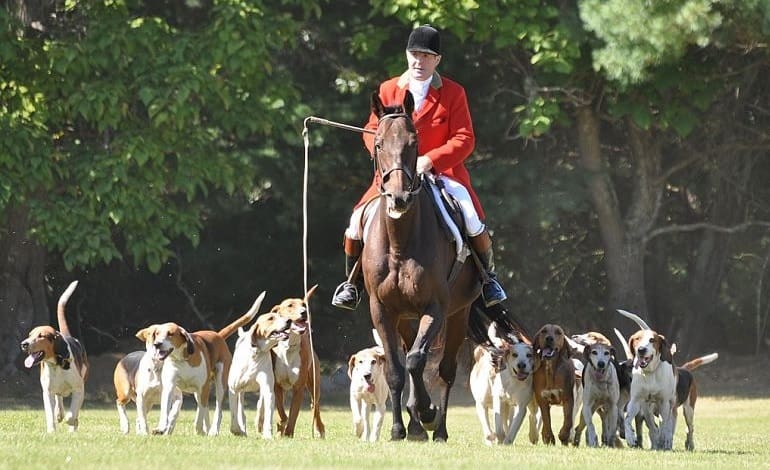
[371,92,385,117]
[403,90,415,115]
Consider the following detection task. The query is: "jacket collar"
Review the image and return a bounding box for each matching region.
[397,71,443,90]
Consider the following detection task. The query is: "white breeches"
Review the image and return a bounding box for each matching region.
[345,174,484,240]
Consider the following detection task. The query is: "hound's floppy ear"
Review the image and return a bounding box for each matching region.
[181,328,195,356]
[533,328,544,351]
[628,335,638,358]
[347,354,356,379]
[53,335,71,369]
[136,327,152,342]
[659,334,673,363]
[582,343,592,364]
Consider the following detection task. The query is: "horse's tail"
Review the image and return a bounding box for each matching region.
[468,297,532,346]
[467,303,492,347]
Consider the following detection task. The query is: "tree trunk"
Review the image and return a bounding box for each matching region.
[576,106,664,328]
[0,206,49,377]
[682,156,752,355]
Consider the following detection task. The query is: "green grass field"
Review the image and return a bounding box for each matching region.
[1,396,768,469]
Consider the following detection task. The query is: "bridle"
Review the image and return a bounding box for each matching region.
[373,112,423,198]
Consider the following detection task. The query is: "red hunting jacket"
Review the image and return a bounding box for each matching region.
[358,71,485,220]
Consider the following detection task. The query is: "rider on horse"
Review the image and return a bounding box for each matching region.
[331,24,507,311]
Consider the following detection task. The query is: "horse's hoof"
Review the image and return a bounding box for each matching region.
[407,430,429,442]
[391,425,406,441]
[419,406,439,431]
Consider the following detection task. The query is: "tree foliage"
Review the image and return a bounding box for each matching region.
[1,0,308,272]
[2,0,770,373]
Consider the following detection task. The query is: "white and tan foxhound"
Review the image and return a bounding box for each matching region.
[135,294,263,436]
[579,340,620,447]
[268,285,325,439]
[348,344,388,442]
[113,350,182,435]
[228,298,299,438]
[20,281,88,433]
[470,323,539,446]
[624,328,678,450]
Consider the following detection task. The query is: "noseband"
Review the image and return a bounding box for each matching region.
[374,112,422,198]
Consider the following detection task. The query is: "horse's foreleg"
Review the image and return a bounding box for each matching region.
[430,311,467,442]
[405,311,444,438]
[372,305,406,441]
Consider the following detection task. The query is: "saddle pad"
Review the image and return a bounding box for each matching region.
[362,179,465,258]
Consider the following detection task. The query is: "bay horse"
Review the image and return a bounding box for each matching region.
[361,90,481,442]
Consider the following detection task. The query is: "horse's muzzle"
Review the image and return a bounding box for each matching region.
[384,192,413,218]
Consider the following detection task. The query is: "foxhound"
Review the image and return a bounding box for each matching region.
[113,350,182,435]
[135,293,263,436]
[532,323,582,446]
[348,345,388,442]
[470,323,539,446]
[228,302,298,438]
[672,352,718,451]
[20,281,88,432]
[578,340,620,447]
[624,328,678,450]
[268,285,325,438]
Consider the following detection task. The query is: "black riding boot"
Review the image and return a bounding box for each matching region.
[331,254,363,310]
[477,248,507,307]
[470,230,508,307]
[332,236,364,310]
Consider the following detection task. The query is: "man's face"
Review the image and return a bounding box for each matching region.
[406,50,441,81]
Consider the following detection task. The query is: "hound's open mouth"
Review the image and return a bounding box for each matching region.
[516,370,530,381]
[155,348,172,361]
[636,355,651,369]
[269,329,291,341]
[291,319,308,334]
[24,351,45,368]
[541,347,556,359]
[365,377,376,393]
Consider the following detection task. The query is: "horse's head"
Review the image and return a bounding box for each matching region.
[371,91,420,218]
